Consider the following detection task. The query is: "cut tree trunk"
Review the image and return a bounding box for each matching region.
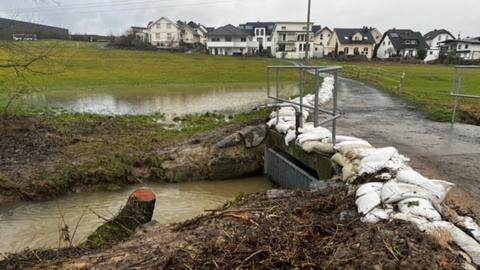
[82,188,156,248]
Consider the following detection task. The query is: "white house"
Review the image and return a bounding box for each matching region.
[187,21,208,45]
[147,17,181,48]
[423,29,455,62]
[238,22,276,55]
[176,21,201,45]
[439,37,480,60]
[313,26,333,55]
[206,24,257,56]
[271,22,317,59]
[376,29,429,59]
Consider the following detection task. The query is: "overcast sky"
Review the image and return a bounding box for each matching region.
[0,0,478,37]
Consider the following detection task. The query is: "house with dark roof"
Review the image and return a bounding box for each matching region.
[376,29,429,59]
[329,27,377,59]
[423,29,455,62]
[206,24,256,56]
[439,36,480,60]
[186,21,208,44]
[238,22,276,54]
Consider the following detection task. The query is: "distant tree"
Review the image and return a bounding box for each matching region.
[417,49,427,60]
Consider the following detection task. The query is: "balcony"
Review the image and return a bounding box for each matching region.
[207,41,259,48]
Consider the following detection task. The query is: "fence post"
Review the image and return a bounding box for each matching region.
[398,72,405,95]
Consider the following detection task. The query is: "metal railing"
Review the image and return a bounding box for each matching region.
[265,65,342,144]
[342,65,406,94]
[451,65,480,127]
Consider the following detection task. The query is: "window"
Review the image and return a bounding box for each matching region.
[255,29,260,36]
[405,40,410,44]
[226,37,232,42]
[363,47,369,53]
[411,40,417,45]
[155,33,160,39]
[267,37,271,41]
[430,51,433,55]
[156,23,161,29]
[167,33,172,39]
[458,44,462,49]
[383,41,386,46]
[344,47,349,54]
[354,47,359,54]
[167,23,172,29]
[281,26,286,30]
[211,38,220,42]
[282,34,286,41]
[241,37,246,42]
[466,44,469,49]
[302,26,307,30]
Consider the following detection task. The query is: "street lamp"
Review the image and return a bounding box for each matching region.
[305,0,311,62]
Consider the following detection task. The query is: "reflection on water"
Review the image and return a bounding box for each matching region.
[0,177,271,254]
[23,84,299,115]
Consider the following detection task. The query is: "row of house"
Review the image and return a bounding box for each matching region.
[131,17,479,61]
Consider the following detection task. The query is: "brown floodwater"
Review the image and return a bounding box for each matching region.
[22,84,299,115]
[0,177,271,255]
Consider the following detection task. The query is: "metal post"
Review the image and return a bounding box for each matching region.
[332,71,339,146]
[451,67,464,128]
[299,68,305,128]
[304,0,311,62]
[314,69,320,127]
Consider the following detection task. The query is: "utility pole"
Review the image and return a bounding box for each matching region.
[304,0,312,62]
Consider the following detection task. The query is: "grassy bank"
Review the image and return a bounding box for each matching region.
[310,60,480,123]
[0,108,270,204]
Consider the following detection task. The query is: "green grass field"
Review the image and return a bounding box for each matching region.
[310,60,480,123]
[0,40,291,91]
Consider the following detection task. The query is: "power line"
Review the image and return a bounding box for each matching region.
[0,0,240,16]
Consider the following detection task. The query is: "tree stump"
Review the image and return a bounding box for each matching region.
[82,188,156,248]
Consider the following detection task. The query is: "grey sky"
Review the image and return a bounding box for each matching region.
[0,0,478,37]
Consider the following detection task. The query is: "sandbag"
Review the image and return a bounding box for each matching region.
[300,141,335,154]
[458,216,480,243]
[396,170,455,202]
[361,207,394,223]
[333,140,372,151]
[398,198,442,221]
[285,129,297,146]
[296,127,332,145]
[331,153,347,167]
[356,192,381,216]
[356,182,384,198]
[380,180,440,206]
[275,121,295,134]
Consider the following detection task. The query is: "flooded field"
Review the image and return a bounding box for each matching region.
[0,177,271,255]
[22,84,299,115]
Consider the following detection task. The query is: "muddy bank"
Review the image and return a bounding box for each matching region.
[0,115,268,204]
[0,186,465,269]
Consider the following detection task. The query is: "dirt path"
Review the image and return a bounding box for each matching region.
[335,77,480,211]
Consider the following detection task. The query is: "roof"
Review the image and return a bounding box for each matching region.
[206,24,250,37]
[238,22,276,35]
[147,17,177,29]
[382,29,429,50]
[334,28,376,45]
[205,27,215,32]
[424,29,454,40]
[440,36,480,45]
[320,27,332,33]
[131,26,147,30]
[312,25,321,33]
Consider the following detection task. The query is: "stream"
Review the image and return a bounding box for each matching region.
[0,177,271,255]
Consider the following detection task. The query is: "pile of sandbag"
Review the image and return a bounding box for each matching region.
[264,75,480,267]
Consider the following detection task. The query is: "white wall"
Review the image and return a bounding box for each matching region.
[425,33,454,62]
[376,35,396,58]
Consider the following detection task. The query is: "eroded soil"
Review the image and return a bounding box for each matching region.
[0,186,464,269]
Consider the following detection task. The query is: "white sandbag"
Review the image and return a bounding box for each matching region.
[275,121,295,134]
[342,162,358,183]
[361,208,394,223]
[296,127,332,145]
[356,182,384,198]
[356,192,381,215]
[333,140,372,151]
[331,153,347,167]
[300,141,335,154]
[398,198,442,221]
[458,216,480,243]
[380,180,440,205]
[338,144,373,156]
[396,170,455,202]
[446,223,480,266]
[284,129,297,146]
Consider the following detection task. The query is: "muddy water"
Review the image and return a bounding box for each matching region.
[23,84,298,115]
[0,177,271,254]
